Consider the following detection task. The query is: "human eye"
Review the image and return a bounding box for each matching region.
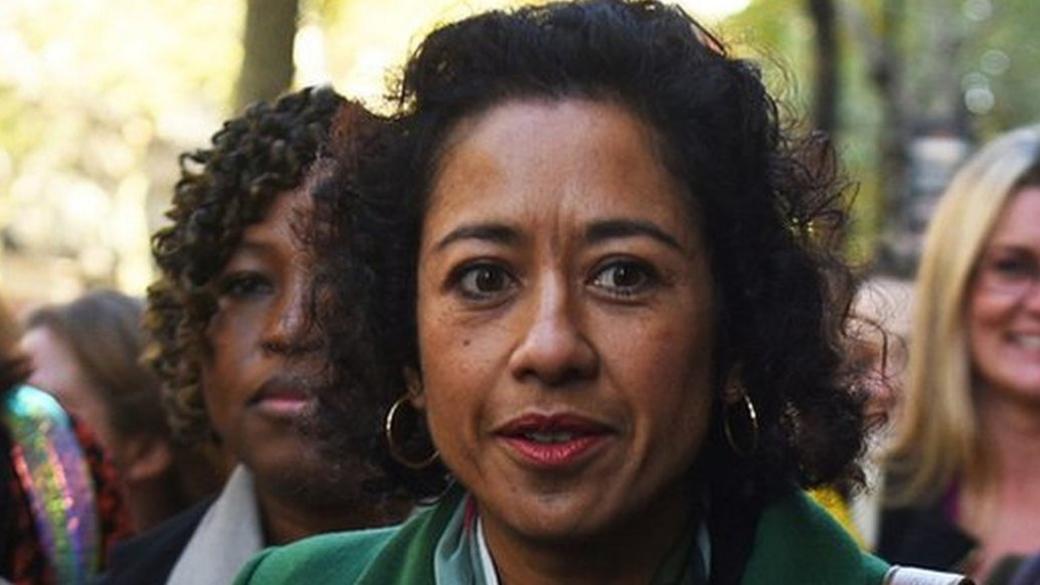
[588,258,658,299]
[216,271,274,300]
[991,255,1034,277]
[450,261,517,303]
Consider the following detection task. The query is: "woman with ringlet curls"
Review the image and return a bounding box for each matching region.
[238,2,969,583]
[98,87,409,585]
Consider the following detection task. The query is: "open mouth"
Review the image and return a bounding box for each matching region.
[495,413,614,469]
[523,431,586,443]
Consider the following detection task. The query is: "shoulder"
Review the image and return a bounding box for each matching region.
[236,488,466,585]
[97,499,213,585]
[742,490,889,585]
[234,526,399,585]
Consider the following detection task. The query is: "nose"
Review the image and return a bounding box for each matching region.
[261,274,319,356]
[507,275,597,386]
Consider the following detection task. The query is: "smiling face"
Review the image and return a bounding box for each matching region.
[968,186,1040,407]
[200,188,324,488]
[415,98,716,548]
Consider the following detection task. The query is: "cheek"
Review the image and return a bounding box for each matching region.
[418,329,488,440]
[200,313,253,435]
[605,306,715,444]
[967,291,1011,352]
[419,372,486,481]
[416,308,509,469]
[198,362,231,438]
[651,312,714,436]
[416,285,503,398]
[642,339,713,440]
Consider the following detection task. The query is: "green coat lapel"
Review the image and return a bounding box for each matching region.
[740,491,888,585]
[355,488,465,584]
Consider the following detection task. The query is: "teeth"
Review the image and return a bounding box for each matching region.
[1017,335,1040,350]
[525,431,576,443]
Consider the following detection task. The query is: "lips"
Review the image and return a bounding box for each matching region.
[495,413,614,469]
[248,376,316,418]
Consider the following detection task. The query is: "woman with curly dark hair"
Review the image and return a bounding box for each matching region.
[238,2,967,583]
[98,87,408,585]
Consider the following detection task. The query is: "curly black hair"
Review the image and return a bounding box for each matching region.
[144,86,364,445]
[315,0,869,543]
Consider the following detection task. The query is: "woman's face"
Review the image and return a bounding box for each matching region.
[968,186,1040,406]
[416,98,716,544]
[22,326,115,450]
[200,188,324,487]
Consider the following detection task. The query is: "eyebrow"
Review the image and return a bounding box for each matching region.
[225,235,289,264]
[231,238,275,255]
[585,219,682,251]
[433,223,521,252]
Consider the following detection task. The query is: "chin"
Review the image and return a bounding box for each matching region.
[244,437,323,483]
[496,490,620,542]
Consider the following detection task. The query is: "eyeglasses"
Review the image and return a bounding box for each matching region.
[974,251,1040,298]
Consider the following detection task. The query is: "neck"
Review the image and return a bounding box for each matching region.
[959,390,1040,578]
[484,481,696,585]
[978,391,1040,488]
[256,482,410,546]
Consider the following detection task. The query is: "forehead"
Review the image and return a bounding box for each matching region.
[987,186,1040,248]
[239,187,312,243]
[427,98,694,236]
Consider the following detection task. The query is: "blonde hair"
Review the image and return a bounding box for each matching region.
[886,125,1040,505]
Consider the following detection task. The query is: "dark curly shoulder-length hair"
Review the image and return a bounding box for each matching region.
[316,0,868,519]
[144,87,389,445]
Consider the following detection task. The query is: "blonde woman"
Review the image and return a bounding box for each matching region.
[881,125,1040,583]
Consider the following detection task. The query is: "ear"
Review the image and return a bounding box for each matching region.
[119,436,174,483]
[404,367,426,410]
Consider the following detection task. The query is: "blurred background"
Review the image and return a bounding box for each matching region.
[1,0,1038,308]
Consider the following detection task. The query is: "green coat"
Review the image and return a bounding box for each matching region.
[235,489,889,584]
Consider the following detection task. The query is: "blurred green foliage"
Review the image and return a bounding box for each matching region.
[726,0,1040,265]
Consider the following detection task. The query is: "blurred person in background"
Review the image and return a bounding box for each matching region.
[97,87,409,585]
[0,294,130,584]
[20,290,220,532]
[881,124,1040,583]
[828,278,915,550]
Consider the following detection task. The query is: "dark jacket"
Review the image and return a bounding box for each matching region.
[878,493,975,573]
[94,499,213,585]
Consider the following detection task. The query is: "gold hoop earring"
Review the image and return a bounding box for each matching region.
[723,394,759,458]
[384,394,439,470]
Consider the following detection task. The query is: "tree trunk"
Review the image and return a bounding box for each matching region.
[807,0,839,136]
[842,0,911,274]
[233,0,299,114]
[874,0,908,242]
